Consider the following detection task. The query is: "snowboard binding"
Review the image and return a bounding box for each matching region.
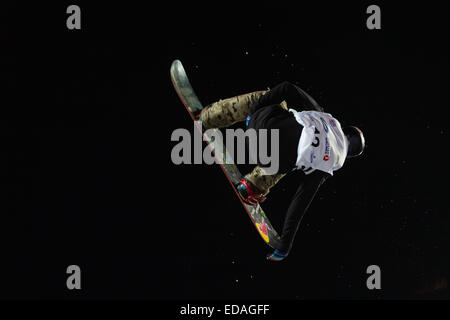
[236,178,266,206]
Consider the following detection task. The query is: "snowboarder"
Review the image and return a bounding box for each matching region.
[195,81,365,261]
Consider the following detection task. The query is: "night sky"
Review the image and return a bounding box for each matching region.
[1,2,449,299]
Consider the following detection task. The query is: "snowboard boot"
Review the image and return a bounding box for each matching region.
[266,249,289,262]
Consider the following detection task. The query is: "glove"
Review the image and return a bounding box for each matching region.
[236,178,266,206]
[266,249,289,262]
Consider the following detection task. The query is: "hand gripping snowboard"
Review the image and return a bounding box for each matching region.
[170,59,282,249]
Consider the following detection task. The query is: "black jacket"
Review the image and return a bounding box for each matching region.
[248,81,331,253]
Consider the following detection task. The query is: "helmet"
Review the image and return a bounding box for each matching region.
[343,126,365,158]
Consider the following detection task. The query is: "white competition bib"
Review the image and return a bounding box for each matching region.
[289,110,348,175]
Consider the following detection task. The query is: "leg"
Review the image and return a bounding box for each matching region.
[200,90,268,129]
[244,166,286,196]
[240,100,289,196]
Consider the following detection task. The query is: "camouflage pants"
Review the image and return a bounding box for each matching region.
[200,91,288,195]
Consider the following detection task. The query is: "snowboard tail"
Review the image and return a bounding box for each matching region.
[170,59,282,249]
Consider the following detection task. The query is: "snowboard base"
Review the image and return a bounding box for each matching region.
[170,59,282,249]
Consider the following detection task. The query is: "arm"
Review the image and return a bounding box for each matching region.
[250,81,322,114]
[278,170,330,254]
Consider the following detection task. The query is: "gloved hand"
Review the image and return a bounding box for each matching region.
[266,249,289,262]
[236,178,266,206]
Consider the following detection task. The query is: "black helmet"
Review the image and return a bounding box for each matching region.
[343,126,365,158]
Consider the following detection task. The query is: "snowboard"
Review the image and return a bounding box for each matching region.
[170,59,282,249]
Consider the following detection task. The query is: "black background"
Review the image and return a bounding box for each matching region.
[0,1,449,299]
